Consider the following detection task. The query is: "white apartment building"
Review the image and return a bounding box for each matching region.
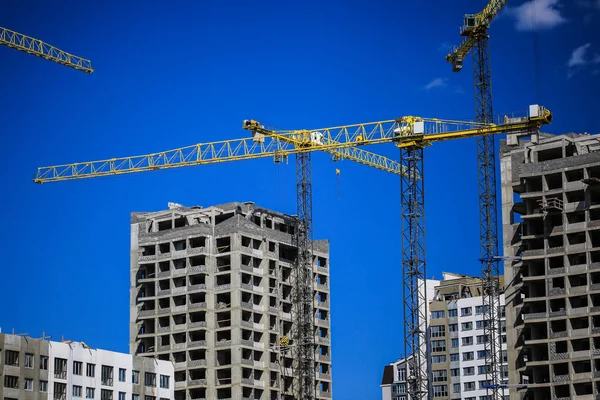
[381,273,508,400]
[0,333,174,400]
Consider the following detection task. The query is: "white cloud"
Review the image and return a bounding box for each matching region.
[568,43,592,67]
[566,43,600,78]
[423,78,447,90]
[505,0,566,31]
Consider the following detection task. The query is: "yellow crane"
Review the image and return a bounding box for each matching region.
[446,2,508,399]
[33,105,552,400]
[0,26,93,73]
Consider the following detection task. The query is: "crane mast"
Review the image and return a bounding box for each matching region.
[0,26,93,73]
[446,2,508,399]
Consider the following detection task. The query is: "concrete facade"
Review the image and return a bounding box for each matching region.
[0,333,173,400]
[381,274,508,400]
[129,201,332,400]
[501,132,600,400]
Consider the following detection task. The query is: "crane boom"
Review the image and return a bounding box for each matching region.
[34,107,551,184]
[0,26,93,73]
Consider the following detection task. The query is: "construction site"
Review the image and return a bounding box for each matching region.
[1,1,597,400]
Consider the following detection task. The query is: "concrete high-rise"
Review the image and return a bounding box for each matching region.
[130,201,333,400]
[501,132,600,400]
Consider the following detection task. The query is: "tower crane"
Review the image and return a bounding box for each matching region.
[34,105,551,400]
[446,2,508,399]
[1,26,93,73]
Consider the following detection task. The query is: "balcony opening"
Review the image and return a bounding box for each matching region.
[526,238,544,250]
[555,385,570,399]
[173,333,186,345]
[174,371,186,383]
[553,362,569,377]
[551,319,566,334]
[173,258,186,270]
[189,236,206,248]
[566,168,584,182]
[216,237,231,253]
[591,208,600,221]
[160,335,169,346]
[566,190,585,203]
[570,316,589,330]
[537,147,562,162]
[189,294,206,306]
[215,274,231,287]
[190,255,206,268]
[216,293,231,309]
[159,280,170,292]
[569,273,587,288]
[189,388,206,400]
[574,382,594,397]
[216,369,232,386]
[548,235,563,249]
[173,277,186,289]
[158,219,173,231]
[591,186,600,206]
[216,256,231,272]
[568,253,587,267]
[572,338,590,351]
[524,219,544,236]
[525,176,543,192]
[591,294,600,307]
[573,360,592,374]
[216,311,231,329]
[548,256,563,270]
[189,329,206,343]
[189,349,206,361]
[216,349,231,367]
[591,231,600,248]
[156,243,169,255]
[569,295,588,309]
[158,298,170,310]
[567,211,585,224]
[549,298,565,313]
[173,313,186,326]
[279,245,297,263]
[567,232,586,246]
[173,240,186,251]
[187,368,205,383]
[592,251,600,263]
[551,276,565,289]
[142,245,156,256]
[173,295,185,307]
[216,330,231,346]
[173,351,186,363]
[525,260,545,277]
[545,173,562,190]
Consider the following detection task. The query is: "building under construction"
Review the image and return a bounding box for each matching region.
[129,201,333,400]
[501,132,600,400]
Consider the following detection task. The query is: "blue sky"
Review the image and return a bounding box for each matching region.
[1,0,599,398]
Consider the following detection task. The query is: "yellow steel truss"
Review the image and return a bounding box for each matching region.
[446,0,508,64]
[0,26,93,73]
[34,105,552,183]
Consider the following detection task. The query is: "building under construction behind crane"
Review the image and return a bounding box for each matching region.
[130,201,333,400]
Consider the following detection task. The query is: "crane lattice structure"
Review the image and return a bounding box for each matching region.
[0,26,93,73]
[34,105,551,400]
[446,1,509,399]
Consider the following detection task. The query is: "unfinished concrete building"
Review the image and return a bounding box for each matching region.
[130,201,333,400]
[501,132,600,400]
